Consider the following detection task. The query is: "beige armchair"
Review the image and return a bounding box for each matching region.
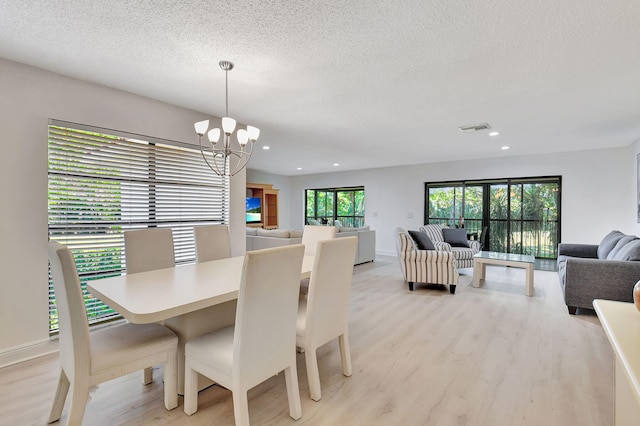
[394,227,459,293]
[419,224,481,268]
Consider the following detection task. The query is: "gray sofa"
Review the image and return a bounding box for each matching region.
[557,230,640,314]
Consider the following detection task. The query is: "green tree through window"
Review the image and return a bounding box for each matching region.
[305,187,365,227]
[426,177,560,258]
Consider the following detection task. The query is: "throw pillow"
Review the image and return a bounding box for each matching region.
[442,228,469,248]
[598,230,626,259]
[408,230,435,250]
[612,239,640,261]
[607,235,639,260]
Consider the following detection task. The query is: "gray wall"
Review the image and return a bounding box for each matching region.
[0,58,247,362]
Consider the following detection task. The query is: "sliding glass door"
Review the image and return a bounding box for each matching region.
[426,177,561,258]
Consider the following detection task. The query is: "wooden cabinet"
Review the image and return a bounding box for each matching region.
[246,183,279,229]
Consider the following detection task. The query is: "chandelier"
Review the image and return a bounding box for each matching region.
[194,60,260,177]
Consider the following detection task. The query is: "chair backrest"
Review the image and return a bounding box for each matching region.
[233,244,305,387]
[305,237,358,346]
[301,225,336,256]
[124,228,175,274]
[394,227,415,281]
[419,224,446,243]
[47,242,91,378]
[194,225,231,262]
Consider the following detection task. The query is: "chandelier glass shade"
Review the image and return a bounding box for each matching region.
[194,60,259,177]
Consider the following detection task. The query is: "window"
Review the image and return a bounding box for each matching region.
[305,187,365,227]
[426,176,561,258]
[48,120,229,334]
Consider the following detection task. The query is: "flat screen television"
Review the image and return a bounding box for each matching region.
[246,197,262,223]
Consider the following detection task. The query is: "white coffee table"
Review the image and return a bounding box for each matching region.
[472,251,535,296]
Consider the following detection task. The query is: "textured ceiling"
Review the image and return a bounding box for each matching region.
[1,1,639,175]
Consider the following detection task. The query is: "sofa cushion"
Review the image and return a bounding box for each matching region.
[408,230,435,250]
[607,235,638,260]
[611,239,640,261]
[289,229,303,238]
[256,228,290,238]
[442,228,469,248]
[598,230,626,259]
[246,227,258,236]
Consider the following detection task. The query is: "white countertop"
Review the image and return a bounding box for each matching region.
[593,299,640,408]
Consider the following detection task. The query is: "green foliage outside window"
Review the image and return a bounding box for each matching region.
[48,127,123,332]
[305,187,365,227]
[427,179,560,258]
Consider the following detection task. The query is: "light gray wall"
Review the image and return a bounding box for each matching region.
[0,58,246,360]
[255,148,631,256]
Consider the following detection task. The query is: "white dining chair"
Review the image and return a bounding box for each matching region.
[301,225,336,256]
[300,225,337,296]
[124,228,175,274]
[47,241,178,426]
[194,224,231,262]
[124,227,175,383]
[183,244,306,425]
[297,236,358,401]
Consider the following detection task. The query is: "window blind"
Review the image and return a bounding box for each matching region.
[47,119,229,334]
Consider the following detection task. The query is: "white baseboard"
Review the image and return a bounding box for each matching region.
[0,339,59,368]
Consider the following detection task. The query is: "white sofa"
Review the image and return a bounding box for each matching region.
[336,227,376,264]
[246,228,303,251]
[246,226,375,265]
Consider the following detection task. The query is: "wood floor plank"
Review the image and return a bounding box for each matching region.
[0,256,613,425]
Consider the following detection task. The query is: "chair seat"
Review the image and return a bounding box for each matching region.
[450,247,476,259]
[90,323,177,374]
[185,325,234,381]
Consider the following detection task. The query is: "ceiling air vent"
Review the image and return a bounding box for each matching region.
[458,123,491,133]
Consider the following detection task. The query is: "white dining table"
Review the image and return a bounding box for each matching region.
[87,254,314,394]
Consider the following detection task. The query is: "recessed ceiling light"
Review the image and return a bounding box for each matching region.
[501,146,510,150]
[262,146,270,150]
[333,163,340,167]
[296,167,302,170]
[489,131,500,136]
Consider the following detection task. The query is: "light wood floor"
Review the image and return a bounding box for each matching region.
[0,256,613,425]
